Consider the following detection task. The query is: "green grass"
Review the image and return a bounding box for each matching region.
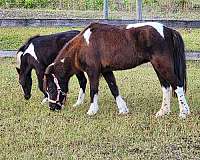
[0,27,82,51]
[1,58,200,159]
[0,27,200,51]
[180,28,200,52]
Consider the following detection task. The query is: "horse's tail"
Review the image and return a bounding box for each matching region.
[170,29,187,94]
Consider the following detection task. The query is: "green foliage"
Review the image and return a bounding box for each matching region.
[83,0,103,10]
[143,0,158,5]
[24,0,34,8]
[24,0,49,8]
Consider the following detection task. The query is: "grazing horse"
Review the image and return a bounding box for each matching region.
[44,22,190,118]
[16,30,87,109]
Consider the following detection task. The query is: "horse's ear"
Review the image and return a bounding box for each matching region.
[16,67,20,74]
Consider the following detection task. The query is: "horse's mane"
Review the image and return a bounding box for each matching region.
[17,35,40,53]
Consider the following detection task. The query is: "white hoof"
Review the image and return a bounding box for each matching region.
[73,101,83,107]
[73,89,85,107]
[155,109,170,118]
[179,109,190,119]
[119,107,129,114]
[87,103,99,116]
[41,97,48,105]
[116,95,129,115]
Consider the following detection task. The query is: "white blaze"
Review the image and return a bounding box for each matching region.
[126,22,164,38]
[23,43,38,61]
[83,28,92,45]
[16,51,23,69]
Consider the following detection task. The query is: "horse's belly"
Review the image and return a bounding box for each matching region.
[101,56,148,71]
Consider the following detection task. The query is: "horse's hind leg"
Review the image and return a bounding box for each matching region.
[151,56,190,118]
[73,72,87,107]
[102,71,129,114]
[175,87,190,118]
[153,68,171,117]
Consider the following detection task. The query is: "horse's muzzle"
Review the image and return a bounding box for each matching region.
[49,103,62,111]
[24,94,31,100]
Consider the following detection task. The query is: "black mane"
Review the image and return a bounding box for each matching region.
[17,35,40,53]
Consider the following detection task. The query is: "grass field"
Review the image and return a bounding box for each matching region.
[1,58,200,159]
[0,27,200,51]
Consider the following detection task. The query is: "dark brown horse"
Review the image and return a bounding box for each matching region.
[16,30,87,109]
[44,22,190,118]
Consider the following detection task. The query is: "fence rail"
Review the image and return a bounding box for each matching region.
[1,50,199,60]
[1,19,200,28]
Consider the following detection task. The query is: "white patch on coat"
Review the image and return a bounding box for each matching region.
[175,87,190,118]
[23,43,38,61]
[60,58,65,63]
[126,22,164,38]
[156,87,171,117]
[116,95,129,114]
[16,51,23,69]
[83,28,92,45]
[73,88,85,107]
[87,94,99,115]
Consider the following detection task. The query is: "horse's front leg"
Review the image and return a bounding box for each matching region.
[86,71,100,115]
[73,72,87,107]
[102,71,129,114]
[36,70,48,104]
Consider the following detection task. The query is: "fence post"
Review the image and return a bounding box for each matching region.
[103,0,109,19]
[136,0,142,20]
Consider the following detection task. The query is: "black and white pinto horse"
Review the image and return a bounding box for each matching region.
[44,22,190,118]
[16,30,87,108]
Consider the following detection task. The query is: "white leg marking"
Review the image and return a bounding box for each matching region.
[175,87,190,118]
[73,88,85,107]
[87,94,99,115]
[116,95,129,114]
[16,51,23,69]
[156,87,171,117]
[23,43,38,61]
[83,28,91,45]
[126,22,164,38]
[41,97,48,105]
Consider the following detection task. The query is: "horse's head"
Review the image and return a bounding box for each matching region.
[44,61,71,111]
[16,51,32,100]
